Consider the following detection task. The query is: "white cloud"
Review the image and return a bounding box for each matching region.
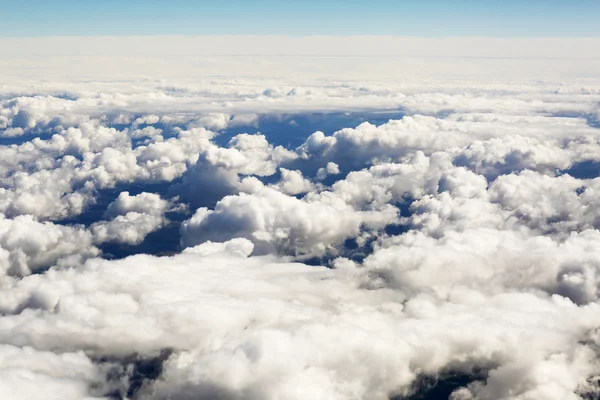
[173,134,298,207]
[91,212,166,245]
[103,191,169,219]
[0,345,108,400]
[0,241,598,399]
[91,192,170,245]
[0,39,600,399]
[271,168,315,195]
[316,161,340,180]
[181,185,398,258]
[0,214,98,278]
[489,171,600,235]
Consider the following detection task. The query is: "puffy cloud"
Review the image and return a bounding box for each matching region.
[0,241,598,399]
[454,135,567,179]
[0,345,109,400]
[316,161,340,180]
[134,114,161,125]
[181,185,398,258]
[295,112,600,181]
[172,133,298,207]
[318,151,441,210]
[271,168,315,195]
[489,171,600,235]
[103,191,169,220]
[130,125,163,139]
[91,192,170,245]
[0,214,98,278]
[0,120,215,220]
[296,116,506,170]
[91,212,166,245]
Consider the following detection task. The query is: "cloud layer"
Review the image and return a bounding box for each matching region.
[1,42,600,399]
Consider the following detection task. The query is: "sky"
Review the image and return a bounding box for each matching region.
[1,0,599,37]
[4,1,600,400]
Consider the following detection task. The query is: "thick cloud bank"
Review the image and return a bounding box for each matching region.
[1,37,600,399]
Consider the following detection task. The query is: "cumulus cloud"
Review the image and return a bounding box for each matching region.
[316,161,340,180]
[0,120,215,220]
[0,214,98,278]
[90,192,170,245]
[271,168,315,195]
[172,134,298,207]
[181,184,398,258]
[91,212,166,245]
[103,191,170,219]
[0,345,109,400]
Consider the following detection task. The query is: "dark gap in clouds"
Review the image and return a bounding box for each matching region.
[345,200,412,263]
[319,170,349,186]
[0,131,55,145]
[588,116,600,130]
[285,158,352,183]
[581,391,600,400]
[561,161,600,180]
[385,222,411,236]
[105,119,182,145]
[215,111,405,149]
[253,171,283,186]
[48,92,79,101]
[92,349,173,400]
[296,243,366,266]
[298,233,377,266]
[342,224,411,264]
[0,107,94,141]
[395,200,415,219]
[341,238,373,264]
[55,187,125,227]
[168,163,239,210]
[302,256,331,267]
[576,186,587,196]
[391,369,488,400]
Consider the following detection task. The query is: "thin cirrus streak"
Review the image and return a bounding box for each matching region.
[0,36,600,400]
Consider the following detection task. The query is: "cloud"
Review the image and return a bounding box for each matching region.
[271,168,315,195]
[316,161,340,180]
[91,212,166,245]
[0,214,98,278]
[488,171,600,235]
[0,345,108,400]
[172,134,298,207]
[103,191,169,220]
[181,183,398,258]
[1,42,600,399]
[0,241,598,399]
[90,191,170,245]
[0,120,216,220]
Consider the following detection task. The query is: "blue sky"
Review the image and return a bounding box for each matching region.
[1,0,599,37]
